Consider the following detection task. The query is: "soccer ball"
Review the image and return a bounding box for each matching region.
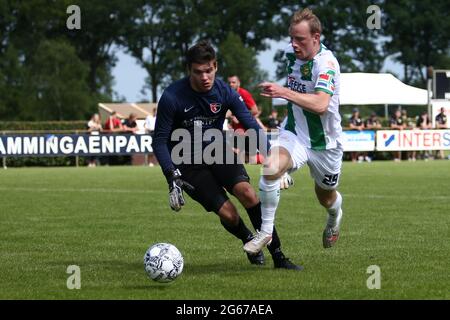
[143,243,184,283]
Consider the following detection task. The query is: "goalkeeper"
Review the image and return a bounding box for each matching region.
[152,40,302,270]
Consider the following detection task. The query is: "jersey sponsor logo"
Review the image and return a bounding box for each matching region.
[300,61,313,81]
[184,106,194,112]
[182,115,220,128]
[209,103,222,114]
[316,70,336,93]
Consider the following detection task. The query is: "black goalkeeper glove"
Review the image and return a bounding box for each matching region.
[166,169,195,212]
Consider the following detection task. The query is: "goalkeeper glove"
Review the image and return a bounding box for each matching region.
[166,169,194,212]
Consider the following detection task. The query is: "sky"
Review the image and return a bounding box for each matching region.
[112,39,402,103]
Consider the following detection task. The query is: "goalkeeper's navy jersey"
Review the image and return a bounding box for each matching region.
[153,77,265,177]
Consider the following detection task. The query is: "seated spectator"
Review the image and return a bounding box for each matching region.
[349,108,364,163]
[87,113,103,167]
[104,111,123,132]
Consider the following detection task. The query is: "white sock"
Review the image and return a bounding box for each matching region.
[327,191,342,227]
[259,176,280,234]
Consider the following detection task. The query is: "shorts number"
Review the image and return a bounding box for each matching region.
[322,174,339,186]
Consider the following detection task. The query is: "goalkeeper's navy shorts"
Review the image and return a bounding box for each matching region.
[177,162,250,214]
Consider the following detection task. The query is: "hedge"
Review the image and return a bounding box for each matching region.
[0,121,88,132]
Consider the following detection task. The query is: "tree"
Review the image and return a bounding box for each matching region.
[122,1,288,102]
[0,0,144,119]
[384,0,450,85]
[63,0,143,98]
[120,0,201,102]
[218,32,260,86]
[197,0,287,51]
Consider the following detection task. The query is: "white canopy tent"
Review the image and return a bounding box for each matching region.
[272,73,430,117]
[339,73,429,105]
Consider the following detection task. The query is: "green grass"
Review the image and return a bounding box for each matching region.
[0,161,449,299]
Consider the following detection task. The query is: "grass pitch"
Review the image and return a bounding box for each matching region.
[0,161,449,299]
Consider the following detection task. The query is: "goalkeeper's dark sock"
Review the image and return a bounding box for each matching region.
[220,217,253,244]
[246,202,283,257]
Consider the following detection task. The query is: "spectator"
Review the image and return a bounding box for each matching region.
[87,113,102,167]
[349,108,364,163]
[267,109,280,130]
[363,112,382,162]
[104,111,123,132]
[364,112,382,129]
[435,107,448,159]
[123,113,139,134]
[227,74,264,163]
[144,108,158,167]
[390,109,406,162]
[436,107,448,129]
[123,113,139,165]
[227,75,259,134]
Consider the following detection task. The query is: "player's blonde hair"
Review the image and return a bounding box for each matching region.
[289,8,322,35]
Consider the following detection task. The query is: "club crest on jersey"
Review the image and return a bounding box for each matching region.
[300,61,313,81]
[209,103,222,113]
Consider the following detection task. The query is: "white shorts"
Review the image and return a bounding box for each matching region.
[270,129,343,190]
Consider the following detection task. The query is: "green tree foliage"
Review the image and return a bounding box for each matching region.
[119,0,200,102]
[0,0,141,119]
[63,0,142,96]
[384,0,450,86]
[218,32,260,86]
[0,1,448,121]
[24,40,92,121]
[122,0,286,102]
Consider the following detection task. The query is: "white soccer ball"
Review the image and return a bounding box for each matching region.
[143,243,184,283]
